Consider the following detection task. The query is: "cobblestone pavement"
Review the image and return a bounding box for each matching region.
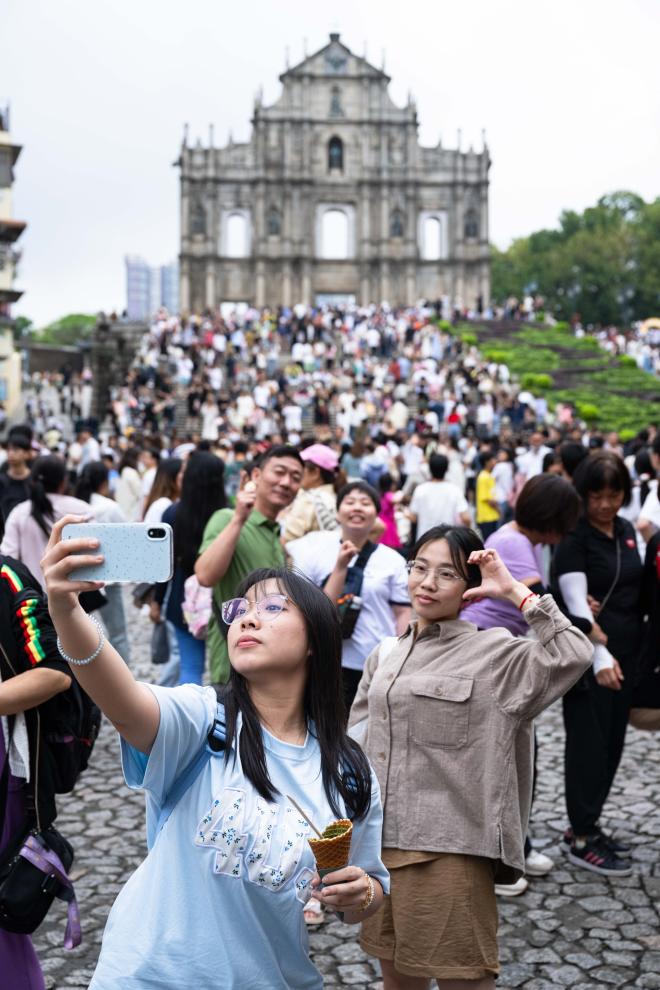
[34,599,660,989]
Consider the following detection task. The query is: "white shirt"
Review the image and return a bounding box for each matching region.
[282,405,302,432]
[90,492,126,524]
[638,481,660,531]
[401,443,424,476]
[144,497,173,525]
[287,530,410,671]
[517,445,552,480]
[409,480,469,534]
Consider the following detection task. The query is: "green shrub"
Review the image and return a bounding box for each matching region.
[619,428,636,442]
[553,321,571,333]
[521,373,553,390]
[436,319,452,332]
[619,355,637,368]
[460,332,478,347]
[483,348,511,364]
[575,402,600,421]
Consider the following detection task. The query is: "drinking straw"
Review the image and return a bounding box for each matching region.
[286,794,323,838]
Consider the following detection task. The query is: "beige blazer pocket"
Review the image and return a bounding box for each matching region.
[410,675,474,749]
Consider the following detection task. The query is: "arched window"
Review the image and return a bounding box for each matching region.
[423,217,442,260]
[321,209,349,259]
[464,209,479,240]
[267,206,281,236]
[390,210,405,238]
[328,136,343,171]
[226,213,248,257]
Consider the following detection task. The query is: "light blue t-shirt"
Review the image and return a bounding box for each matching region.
[90,684,389,990]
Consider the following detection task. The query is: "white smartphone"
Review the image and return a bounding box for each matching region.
[62,523,174,584]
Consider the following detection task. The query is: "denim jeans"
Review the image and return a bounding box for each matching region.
[175,626,206,685]
[157,621,181,687]
[97,584,131,665]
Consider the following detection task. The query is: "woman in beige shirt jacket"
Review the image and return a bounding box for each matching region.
[349,523,593,990]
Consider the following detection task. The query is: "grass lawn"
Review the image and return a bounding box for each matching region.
[445,320,660,435]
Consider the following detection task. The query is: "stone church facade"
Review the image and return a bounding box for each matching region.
[177,34,490,312]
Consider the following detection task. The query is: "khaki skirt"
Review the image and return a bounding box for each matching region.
[360,853,499,981]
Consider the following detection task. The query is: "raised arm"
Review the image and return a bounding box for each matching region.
[195,485,256,586]
[41,515,160,754]
[463,548,593,718]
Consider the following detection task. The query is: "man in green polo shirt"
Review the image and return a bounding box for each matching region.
[196,445,303,684]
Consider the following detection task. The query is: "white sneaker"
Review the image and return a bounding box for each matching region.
[525,849,554,877]
[494,876,529,897]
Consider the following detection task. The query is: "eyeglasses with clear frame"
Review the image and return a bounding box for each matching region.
[406,560,465,585]
[221,594,290,625]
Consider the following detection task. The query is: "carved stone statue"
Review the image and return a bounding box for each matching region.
[191,199,206,236]
[330,86,343,116]
[267,207,281,236]
[464,209,479,240]
[390,210,404,238]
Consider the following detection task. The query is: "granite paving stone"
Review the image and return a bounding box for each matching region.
[32,594,660,987]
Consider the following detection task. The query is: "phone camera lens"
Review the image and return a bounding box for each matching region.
[148,528,165,539]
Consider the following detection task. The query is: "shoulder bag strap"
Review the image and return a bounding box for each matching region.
[152,705,226,844]
[348,541,378,599]
[597,535,622,617]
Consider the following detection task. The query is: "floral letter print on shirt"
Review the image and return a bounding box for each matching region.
[195,788,315,902]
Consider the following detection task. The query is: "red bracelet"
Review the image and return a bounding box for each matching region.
[518,592,539,612]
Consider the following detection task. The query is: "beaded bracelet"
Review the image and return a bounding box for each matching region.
[57,614,105,666]
[358,874,375,912]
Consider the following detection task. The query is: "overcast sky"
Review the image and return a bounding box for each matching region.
[3,0,659,326]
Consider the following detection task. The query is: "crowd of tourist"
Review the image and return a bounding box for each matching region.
[1,301,659,989]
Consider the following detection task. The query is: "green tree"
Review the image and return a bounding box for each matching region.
[35,313,97,347]
[633,197,660,317]
[13,315,34,338]
[491,190,659,326]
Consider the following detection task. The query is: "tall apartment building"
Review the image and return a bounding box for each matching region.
[125,256,179,319]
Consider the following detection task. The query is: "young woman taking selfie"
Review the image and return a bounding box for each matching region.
[41,515,388,990]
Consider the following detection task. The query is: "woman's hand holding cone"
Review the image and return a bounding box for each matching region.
[311,865,373,913]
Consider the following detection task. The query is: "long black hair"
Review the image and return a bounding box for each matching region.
[75,461,109,503]
[29,455,68,538]
[220,567,372,821]
[174,451,226,575]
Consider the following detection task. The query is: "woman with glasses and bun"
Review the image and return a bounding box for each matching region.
[40,519,388,990]
[349,524,593,990]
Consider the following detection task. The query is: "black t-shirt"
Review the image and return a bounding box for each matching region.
[552,515,644,662]
[0,556,70,826]
[0,472,31,531]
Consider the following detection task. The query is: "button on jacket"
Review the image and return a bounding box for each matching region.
[349,595,592,882]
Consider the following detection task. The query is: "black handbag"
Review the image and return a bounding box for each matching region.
[0,716,81,947]
[150,620,170,665]
[0,822,75,938]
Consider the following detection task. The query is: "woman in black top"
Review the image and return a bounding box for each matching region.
[152,452,226,685]
[553,452,644,876]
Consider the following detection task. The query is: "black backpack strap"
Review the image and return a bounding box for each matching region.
[0,715,14,833]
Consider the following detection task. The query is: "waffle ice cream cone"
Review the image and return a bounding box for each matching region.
[308,819,353,877]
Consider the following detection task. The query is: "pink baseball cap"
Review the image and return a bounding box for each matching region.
[300,443,339,472]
